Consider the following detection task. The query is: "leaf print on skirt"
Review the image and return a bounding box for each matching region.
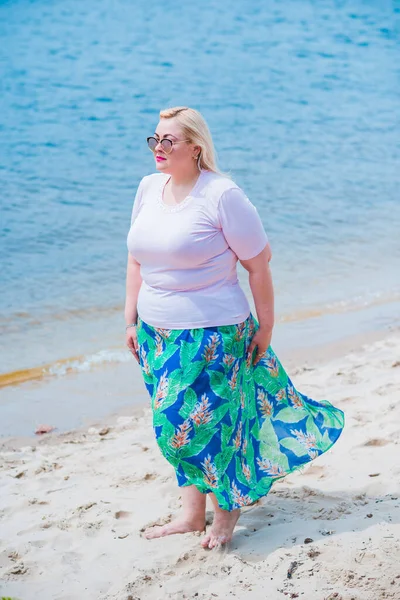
[136,313,345,511]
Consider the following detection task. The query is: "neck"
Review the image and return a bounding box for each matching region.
[168,165,202,187]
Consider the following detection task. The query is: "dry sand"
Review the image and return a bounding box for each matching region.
[1,331,399,600]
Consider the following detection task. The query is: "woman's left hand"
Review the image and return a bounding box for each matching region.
[247,326,273,366]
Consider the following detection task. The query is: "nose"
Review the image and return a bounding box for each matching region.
[155,140,164,153]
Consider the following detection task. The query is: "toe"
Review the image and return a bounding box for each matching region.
[144,525,165,539]
[220,535,229,546]
[201,533,211,548]
[144,528,155,539]
[212,534,230,549]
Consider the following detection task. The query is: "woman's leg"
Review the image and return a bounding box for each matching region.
[144,484,206,539]
[201,493,240,549]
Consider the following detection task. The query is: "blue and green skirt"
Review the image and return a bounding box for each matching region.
[136,313,344,511]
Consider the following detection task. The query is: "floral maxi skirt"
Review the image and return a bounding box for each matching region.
[136,313,345,511]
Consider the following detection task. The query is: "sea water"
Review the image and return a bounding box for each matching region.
[1,0,399,432]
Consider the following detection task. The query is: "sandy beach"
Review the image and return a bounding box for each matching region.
[1,329,399,600]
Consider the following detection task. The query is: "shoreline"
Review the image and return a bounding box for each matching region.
[1,319,398,449]
[1,292,399,389]
[1,304,398,444]
[1,327,399,599]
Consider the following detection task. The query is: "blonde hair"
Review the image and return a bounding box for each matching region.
[159,106,229,177]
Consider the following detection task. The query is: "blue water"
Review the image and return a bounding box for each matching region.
[1,0,400,377]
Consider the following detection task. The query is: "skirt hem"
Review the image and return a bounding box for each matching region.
[177,420,345,511]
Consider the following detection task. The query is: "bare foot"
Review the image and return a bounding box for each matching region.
[144,516,205,540]
[201,508,240,549]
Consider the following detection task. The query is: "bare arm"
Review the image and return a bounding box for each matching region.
[125,252,142,362]
[240,243,274,364]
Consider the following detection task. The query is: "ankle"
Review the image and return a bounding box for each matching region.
[182,511,205,524]
[213,507,240,519]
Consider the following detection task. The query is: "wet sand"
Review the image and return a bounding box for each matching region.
[1,298,398,439]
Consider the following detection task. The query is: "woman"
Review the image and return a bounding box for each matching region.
[125,106,344,549]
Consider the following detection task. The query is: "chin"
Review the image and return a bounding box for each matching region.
[156,161,169,172]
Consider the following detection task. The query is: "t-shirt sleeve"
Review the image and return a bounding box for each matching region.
[130,176,146,226]
[217,187,269,260]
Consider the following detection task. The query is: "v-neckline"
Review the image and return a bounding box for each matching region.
[158,170,205,213]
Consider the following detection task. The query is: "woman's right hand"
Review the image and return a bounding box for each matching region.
[126,326,140,364]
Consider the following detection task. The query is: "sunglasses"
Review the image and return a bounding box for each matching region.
[146,136,190,154]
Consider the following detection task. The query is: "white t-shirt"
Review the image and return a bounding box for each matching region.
[127,169,268,329]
